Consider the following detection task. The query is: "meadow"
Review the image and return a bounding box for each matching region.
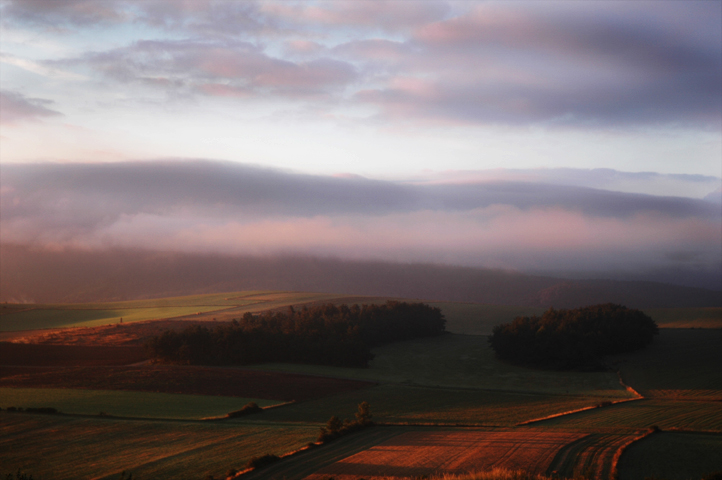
[1,291,721,480]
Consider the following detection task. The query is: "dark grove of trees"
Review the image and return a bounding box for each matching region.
[148,301,445,367]
[488,303,658,370]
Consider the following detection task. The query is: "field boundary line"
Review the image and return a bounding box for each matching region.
[617,370,643,398]
[610,428,658,480]
[515,397,645,426]
[200,401,297,421]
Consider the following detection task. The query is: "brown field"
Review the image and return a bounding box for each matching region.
[305,429,587,480]
[0,365,374,402]
[0,342,148,366]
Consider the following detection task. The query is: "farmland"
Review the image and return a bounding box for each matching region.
[0,365,374,402]
[252,334,629,397]
[306,429,588,479]
[0,291,388,332]
[1,292,721,479]
[0,387,278,420]
[0,413,317,480]
[534,399,722,432]
[259,384,622,426]
[612,328,722,400]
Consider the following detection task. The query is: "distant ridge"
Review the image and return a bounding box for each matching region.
[1,244,720,308]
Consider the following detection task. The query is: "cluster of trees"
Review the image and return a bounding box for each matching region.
[317,401,373,443]
[488,303,658,370]
[148,301,445,367]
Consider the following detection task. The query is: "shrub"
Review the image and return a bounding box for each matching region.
[245,454,280,470]
[318,403,374,443]
[5,471,34,480]
[227,402,263,418]
[25,407,59,414]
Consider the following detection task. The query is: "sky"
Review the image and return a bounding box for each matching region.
[1,0,721,289]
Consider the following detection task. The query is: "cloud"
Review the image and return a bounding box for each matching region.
[0,0,129,27]
[261,1,450,32]
[1,161,719,281]
[0,90,62,125]
[7,1,718,128]
[408,168,722,200]
[61,39,357,97]
[360,2,722,127]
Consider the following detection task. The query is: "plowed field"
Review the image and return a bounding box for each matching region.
[305,429,587,479]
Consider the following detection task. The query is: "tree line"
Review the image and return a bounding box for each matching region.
[148,301,446,367]
[488,303,658,370]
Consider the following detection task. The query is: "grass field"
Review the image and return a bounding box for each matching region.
[427,303,545,336]
[258,384,623,427]
[0,387,277,419]
[612,329,722,400]
[536,399,722,432]
[0,412,317,480]
[617,432,722,480]
[253,334,629,398]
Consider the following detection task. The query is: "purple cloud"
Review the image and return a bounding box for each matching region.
[0,91,62,125]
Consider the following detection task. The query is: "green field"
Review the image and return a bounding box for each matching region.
[536,399,722,432]
[0,387,279,420]
[618,432,722,480]
[612,329,722,400]
[0,412,317,480]
[253,333,629,397]
[255,384,621,427]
